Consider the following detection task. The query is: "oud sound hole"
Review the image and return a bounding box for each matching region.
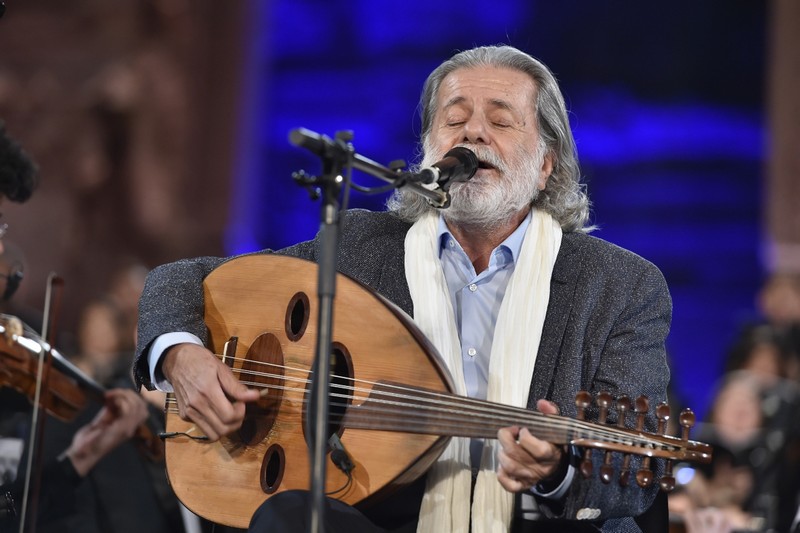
[260,444,285,494]
[286,292,309,341]
[302,343,353,448]
[238,333,284,445]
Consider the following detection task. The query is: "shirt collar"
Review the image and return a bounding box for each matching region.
[436,210,532,265]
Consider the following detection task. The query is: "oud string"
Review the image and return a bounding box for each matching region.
[166,355,658,447]
[162,354,677,451]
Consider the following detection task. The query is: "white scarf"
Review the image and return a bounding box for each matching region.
[405,209,562,533]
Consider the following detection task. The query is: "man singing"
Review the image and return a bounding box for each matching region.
[134,45,671,532]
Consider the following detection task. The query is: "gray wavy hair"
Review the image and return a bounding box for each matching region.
[387,45,592,233]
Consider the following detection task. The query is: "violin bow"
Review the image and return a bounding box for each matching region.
[17,272,64,533]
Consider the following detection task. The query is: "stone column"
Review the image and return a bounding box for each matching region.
[766,0,800,273]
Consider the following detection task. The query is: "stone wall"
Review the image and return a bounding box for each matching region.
[0,0,245,343]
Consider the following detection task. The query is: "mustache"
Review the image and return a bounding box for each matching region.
[422,144,508,175]
[459,145,506,173]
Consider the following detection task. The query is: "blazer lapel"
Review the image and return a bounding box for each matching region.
[376,236,413,317]
[528,233,582,408]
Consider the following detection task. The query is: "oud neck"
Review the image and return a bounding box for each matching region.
[345,382,595,443]
[340,380,716,465]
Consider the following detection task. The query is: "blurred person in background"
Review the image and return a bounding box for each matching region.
[668,372,767,532]
[758,274,800,330]
[756,273,800,383]
[669,322,800,532]
[73,260,148,386]
[728,324,800,533]
[0,122,186,533]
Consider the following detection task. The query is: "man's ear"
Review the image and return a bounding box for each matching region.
[538,151,554,191]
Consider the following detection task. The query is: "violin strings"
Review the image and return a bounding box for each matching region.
[163,354,675,450]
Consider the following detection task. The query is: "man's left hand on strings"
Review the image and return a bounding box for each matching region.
[496,399,565,492]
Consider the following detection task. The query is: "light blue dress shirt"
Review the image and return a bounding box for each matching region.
[437,212,573,501]
[436,213,530,401]
[437,213,529,470]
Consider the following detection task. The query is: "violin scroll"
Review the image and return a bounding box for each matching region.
[3,314,23,339]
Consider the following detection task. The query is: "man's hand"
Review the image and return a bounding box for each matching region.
[162,343,260,441]
[496,399,564,493]
[66,388,149,476]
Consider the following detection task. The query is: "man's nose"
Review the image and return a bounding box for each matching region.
[461,117,490,145]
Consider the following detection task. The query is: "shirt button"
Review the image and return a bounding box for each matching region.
[468,283,478,292]
[448,240,455,247]
[467,348,477,357]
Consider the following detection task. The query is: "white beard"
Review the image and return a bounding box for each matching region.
[420,140,544,230]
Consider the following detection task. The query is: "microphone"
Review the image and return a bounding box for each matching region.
[408,147,478,189]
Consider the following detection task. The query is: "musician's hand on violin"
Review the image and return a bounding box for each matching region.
[162,342,260,441]
[66,388,148,476]
[496,399,564,493]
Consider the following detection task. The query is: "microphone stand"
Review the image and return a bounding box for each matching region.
[292,130,352,533]
[289,128,451,533]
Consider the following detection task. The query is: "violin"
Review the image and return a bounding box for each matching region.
[0,313,163,462]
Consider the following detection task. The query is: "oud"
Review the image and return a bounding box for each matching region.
[162,255,711,528]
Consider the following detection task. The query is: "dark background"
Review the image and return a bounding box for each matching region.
[228,1,768,419]
[0,0,773,422]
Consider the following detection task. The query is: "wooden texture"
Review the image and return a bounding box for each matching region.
[164,254,452,528]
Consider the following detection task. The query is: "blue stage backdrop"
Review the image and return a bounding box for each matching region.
[226,1,767,422]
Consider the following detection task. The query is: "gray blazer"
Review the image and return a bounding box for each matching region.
[134,209,671,532]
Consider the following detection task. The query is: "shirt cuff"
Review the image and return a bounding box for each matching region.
[531,462,575,500]
[148,332,203,392]
[530,445,578,500]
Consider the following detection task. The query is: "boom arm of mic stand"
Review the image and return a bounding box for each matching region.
[348,154,449,207]
[289,128,450,208]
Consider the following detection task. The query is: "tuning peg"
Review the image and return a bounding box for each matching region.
[656,402,670,434]
[619,454,632,487]
[574,391,592,421]
[656,402,676,491]
[616,395,631,428]
[654,409,695,491]
[634,395,649,431]
[679,408,696,441]
[596,392,613,483]
[574,391,594,478]
[659,461,676,492]
[633,396,654,487]
[636,464,654,488]
[599,454,614,484]
[596,392,612,423]
[616,396,632,487]
[580,449,593,478]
